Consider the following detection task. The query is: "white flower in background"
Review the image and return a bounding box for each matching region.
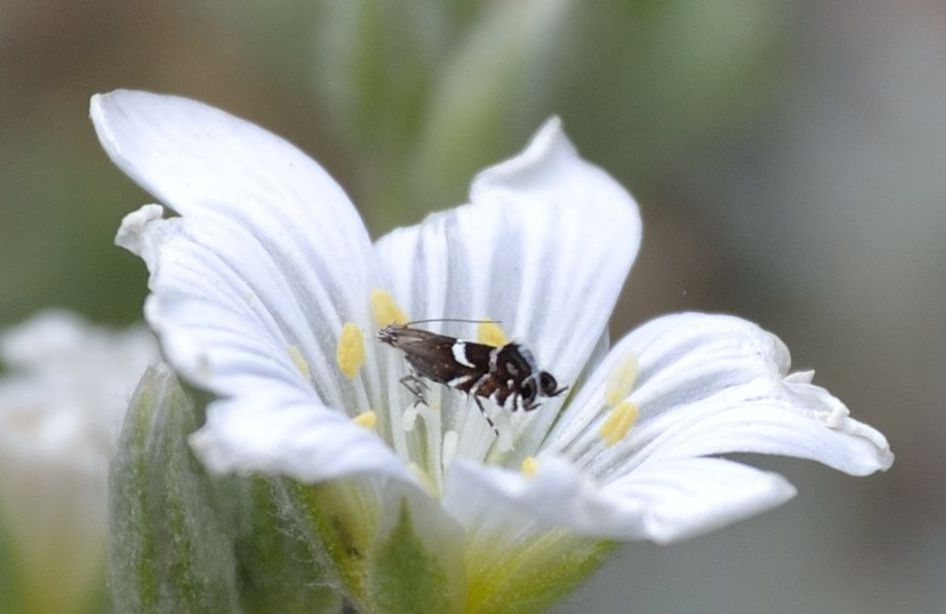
[91,90,893,611]
[0,310,157,614]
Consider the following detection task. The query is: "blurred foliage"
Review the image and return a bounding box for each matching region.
[0,0,784,327]
[0,511,23,612]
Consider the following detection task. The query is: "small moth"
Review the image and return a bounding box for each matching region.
[377,320,567,433]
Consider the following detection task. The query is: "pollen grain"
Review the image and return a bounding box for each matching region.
[370,289,408,328]
[336,322,366,378]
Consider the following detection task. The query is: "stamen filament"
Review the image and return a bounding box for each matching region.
[442,430,459,468]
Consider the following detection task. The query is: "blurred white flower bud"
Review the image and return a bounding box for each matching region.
[0,310,157,614]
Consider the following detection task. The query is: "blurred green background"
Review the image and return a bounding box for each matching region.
[1,0,940,612]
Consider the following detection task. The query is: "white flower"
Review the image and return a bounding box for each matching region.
[92,90,892,609]
[0,310,157,613]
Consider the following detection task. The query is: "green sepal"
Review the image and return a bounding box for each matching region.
[366,500,460,614]
[465,536,615,614]
[108,365,241,613]
[294,477,466,614]
[222,477,342,614]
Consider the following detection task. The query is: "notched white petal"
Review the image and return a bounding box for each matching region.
[592,378,892,484]
[549,312,793,456]
[549,312,891,496]
[115,203,166,259]
[98,92,391,474]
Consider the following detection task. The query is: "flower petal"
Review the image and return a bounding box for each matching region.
[548,313,789,448]
[600,457,797,543]
[119,204,410,484]
[545,313,892,480]
[91,90,372,267]
[443,455,795,544]
[94,91,404,482]
[190,394,410,483]
[94,91,381,400]
[595,378,892,481]
[375,118,640,457]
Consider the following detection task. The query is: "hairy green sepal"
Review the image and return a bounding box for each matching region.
[110,366,342,613]
[109,365,241,612]
[295,479,466,614]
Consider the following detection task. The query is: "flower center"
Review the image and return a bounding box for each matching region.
[357,289,528,497]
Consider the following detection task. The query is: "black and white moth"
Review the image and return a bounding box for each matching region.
[377,321,567,433]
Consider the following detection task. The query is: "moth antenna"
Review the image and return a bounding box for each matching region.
[404,318,503,326]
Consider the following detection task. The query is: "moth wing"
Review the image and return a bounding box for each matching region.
[460,342,493,368]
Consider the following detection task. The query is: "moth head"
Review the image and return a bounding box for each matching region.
[376,325,398,345]
[519,371,566,411]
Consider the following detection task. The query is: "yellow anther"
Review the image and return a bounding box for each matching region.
[370,289,408,327]
[605,353,639,407]
[336,322,365,378]
[520,456,539,479]
[352,410,378,430]
[599,401,639,447]
[286,345,310,379]
[477,321,508,347]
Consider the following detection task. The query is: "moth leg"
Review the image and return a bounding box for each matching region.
[473,396,499,437]
[399,374,429,406]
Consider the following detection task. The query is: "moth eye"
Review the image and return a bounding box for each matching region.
[522,379,538,401]
[539,372,558,396]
